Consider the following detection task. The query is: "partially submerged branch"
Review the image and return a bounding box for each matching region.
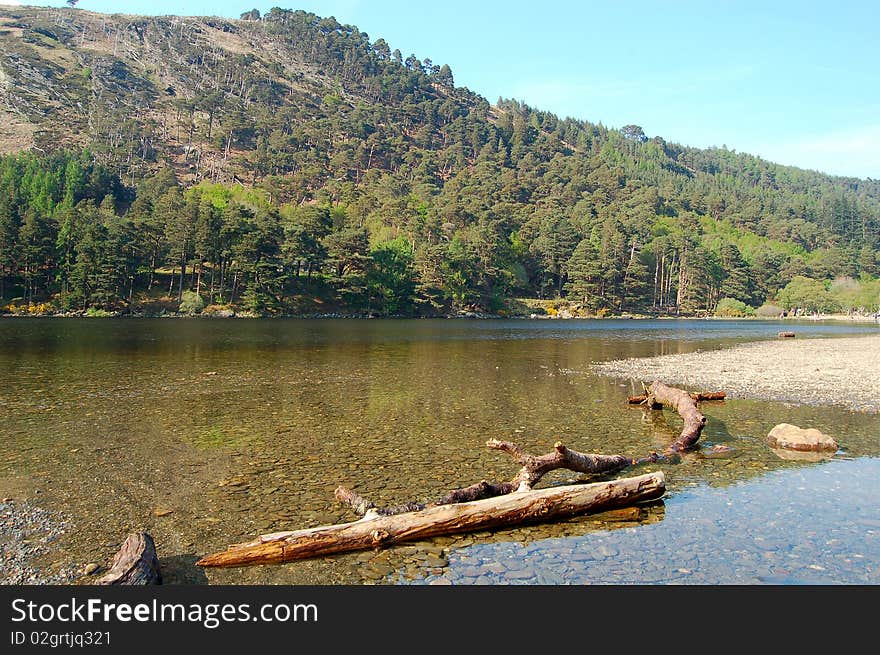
[645,380,707,452]
[487,439,632,490]
[334,486,427,518]
[628,390,725,405]
[336,439,638,518]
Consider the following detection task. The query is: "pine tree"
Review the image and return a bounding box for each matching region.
[564,239,602,310]
[718,242,753,304]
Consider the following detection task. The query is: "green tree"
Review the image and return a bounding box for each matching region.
[750,247,786,304]
[528,213,577,297]
[0,197,20,301]
[159,188,192,303]
[564,238,602,309]
[367,238,416,315]
[68,202,107,309]
[18,207,56,305]
[776,276,838,313]
[718,242,753,304]
[323,227,371,278]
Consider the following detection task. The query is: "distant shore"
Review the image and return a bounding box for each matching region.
[594,334,880,414]
[1,308,878,323]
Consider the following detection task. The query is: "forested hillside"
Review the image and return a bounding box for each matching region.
[1,6,878,316]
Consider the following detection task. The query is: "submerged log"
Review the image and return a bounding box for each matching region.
[335,440,645,519]
[478,439,633,493]
[196,471,665,568]
[96,532,162,585]
[627,390,725,405]
[646,381,707,452]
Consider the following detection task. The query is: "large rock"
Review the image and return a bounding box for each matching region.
[766,423,838,452]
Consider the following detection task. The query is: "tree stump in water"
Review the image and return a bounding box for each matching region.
[96,532,162,585]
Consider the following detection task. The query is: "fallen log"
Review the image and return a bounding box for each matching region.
[334,439,654,518]
[96,532,162,585]
[646,380,706,452]
[627,390,725,404]
[445,439,633,498]
[196,471,665,568]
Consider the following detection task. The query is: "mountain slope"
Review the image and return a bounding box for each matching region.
[0,6,878,316]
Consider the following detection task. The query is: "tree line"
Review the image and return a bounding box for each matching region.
[1,149,877,317]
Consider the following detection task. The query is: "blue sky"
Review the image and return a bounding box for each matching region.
[3,1,878,179]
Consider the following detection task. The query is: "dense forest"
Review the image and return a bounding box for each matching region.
[1,6,878,317]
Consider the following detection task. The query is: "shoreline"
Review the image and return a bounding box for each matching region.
[593,334,880,414]
[2,311,879,323]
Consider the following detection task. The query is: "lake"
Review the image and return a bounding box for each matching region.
[1,317,878,585]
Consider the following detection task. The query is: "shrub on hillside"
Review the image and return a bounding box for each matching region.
[714,297,755,317]
[179,291,206,315]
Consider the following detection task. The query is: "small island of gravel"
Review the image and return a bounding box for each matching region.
[594,334,880,414]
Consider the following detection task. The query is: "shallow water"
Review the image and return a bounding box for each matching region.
[0,317,877,584]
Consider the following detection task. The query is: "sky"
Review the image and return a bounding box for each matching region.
[2,1,878,179]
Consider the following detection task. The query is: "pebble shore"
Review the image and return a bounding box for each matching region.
[594,334,880,413]
[0,500,79,585]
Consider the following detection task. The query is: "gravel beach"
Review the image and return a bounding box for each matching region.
[594,334,880,414]
[0,500,79,585]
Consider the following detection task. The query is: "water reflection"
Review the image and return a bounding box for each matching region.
[0,318,877,585]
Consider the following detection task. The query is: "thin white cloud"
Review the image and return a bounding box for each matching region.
[0,1,24,5]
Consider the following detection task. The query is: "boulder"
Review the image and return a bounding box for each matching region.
[766,423,838,452]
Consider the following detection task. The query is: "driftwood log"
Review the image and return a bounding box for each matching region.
[628,391,725,404]
[96,532,162,585]
[334,439,662,519]
[198,437,671,568]
[196,471,665,567]
[644,381,707,452]
[198,381,711,568]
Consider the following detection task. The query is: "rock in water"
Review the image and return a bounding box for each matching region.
[766,423,838,452]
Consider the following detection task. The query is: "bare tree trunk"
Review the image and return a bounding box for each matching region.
[197,472,665,568]
[178,258,186,304]
[651,257,660,307]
